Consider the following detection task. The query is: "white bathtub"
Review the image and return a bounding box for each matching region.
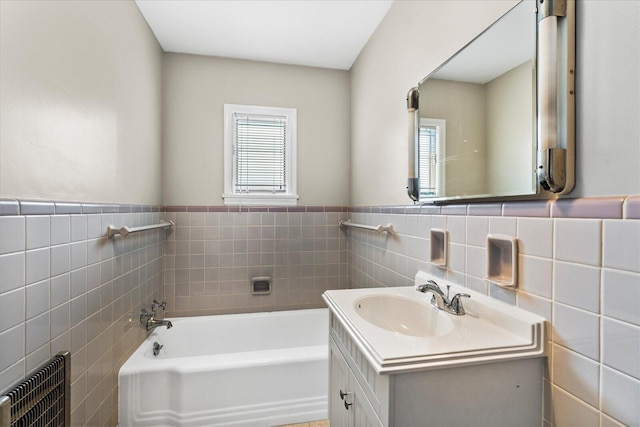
[118,309,329,427]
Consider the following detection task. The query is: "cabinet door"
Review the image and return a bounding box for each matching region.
[352,372,383,427]
[329,344,354,427]
[330,340,383,427]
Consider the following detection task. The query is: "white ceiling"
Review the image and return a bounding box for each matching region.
[134,0,393,70]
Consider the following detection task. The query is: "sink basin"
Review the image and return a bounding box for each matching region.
[354,295,453,337]
[322,271,547,373]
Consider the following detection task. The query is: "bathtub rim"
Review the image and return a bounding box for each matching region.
[119,307,330,373]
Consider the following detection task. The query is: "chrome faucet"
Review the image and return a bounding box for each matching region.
[146,317,173,331]
[140,308,173,331]
[416,280,470,315]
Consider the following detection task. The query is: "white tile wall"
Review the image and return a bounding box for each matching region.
[71,242,87,270]
[447,216,466,244]
[601,367,640,426]
[26,216,50,250]
[518,217,553,258]
[466,216,488,247]
[348,206,640,426]
[603,220,640,272]
[0,325,25,373]
[71,215,88,242]
[601,413,626,427]
[26,248,50,285]
[466,245,486,279]
[554,303,600,360]
[25,280,49,319]
[0,216,25,254]
[0,288,25,332]
[519,255,553,298]
[552,385,600,426]
[602,318,640,380]
[602,268,640,326]
[553,344,600,408]
[50,244,70,277]
[554,219,602,266]
[50,274,70,308]
[489,216,517,236]
[0,252,24,294]
[554,261,600,313]
[51,215,70,245]
[2,199,638,426]
[449,243,466,273]
[0,208,164,427]
[26,312,49,354]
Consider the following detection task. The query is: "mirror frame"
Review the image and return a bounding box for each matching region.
[408,0,575,204]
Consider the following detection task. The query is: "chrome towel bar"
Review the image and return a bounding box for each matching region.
[106,220,174,238]
[339,220,395,235]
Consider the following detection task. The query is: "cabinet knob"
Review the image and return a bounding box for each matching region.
[340,390,353,410]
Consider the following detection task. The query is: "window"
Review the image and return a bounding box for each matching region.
[418,118,446,199]
[223,104,298,206]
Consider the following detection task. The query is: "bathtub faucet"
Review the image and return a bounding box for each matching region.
[147,317,173,331]
[140,308,173,331]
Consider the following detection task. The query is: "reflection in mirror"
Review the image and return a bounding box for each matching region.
[416,0,537,201]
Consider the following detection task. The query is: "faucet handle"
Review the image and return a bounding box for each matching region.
[152,300,167,312]
[140,308,153,324]
[449,293,471,315]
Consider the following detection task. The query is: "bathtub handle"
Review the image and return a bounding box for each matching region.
[152,300,167,312]
[344,400,353,410]
[339,390,348,400]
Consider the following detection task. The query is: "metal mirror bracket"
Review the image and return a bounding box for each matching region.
[536,0,575,194]
[407,86,420,201]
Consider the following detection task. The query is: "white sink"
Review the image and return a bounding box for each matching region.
[322,271,547,373]
[354,294,453,337]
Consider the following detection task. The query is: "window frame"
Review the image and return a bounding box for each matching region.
[419,117,446,199]
[223,104,298,206]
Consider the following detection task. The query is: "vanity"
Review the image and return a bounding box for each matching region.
[322,271,547,427]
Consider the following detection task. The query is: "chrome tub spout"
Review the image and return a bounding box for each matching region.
[147,318,173,331]
[140,308,173,331]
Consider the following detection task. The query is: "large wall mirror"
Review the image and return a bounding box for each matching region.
[407,0,575,203]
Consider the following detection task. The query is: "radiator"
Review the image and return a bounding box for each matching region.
[0,352,70,427]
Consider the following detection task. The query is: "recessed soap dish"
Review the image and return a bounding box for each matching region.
[486,234,518,288]
[251,277,272,295]
[429,229,448,268]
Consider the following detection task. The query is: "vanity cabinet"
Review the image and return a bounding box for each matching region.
[328,312,544,427]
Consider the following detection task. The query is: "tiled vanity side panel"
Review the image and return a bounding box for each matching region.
[0,201,165,427]
[346,196,640,427]
[163,207,349,317]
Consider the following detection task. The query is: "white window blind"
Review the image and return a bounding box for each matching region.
[419,125,437,197]
[234,113,287,193]
[223,104,298,206]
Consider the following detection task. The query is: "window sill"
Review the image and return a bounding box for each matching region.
[222,193,299,206]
